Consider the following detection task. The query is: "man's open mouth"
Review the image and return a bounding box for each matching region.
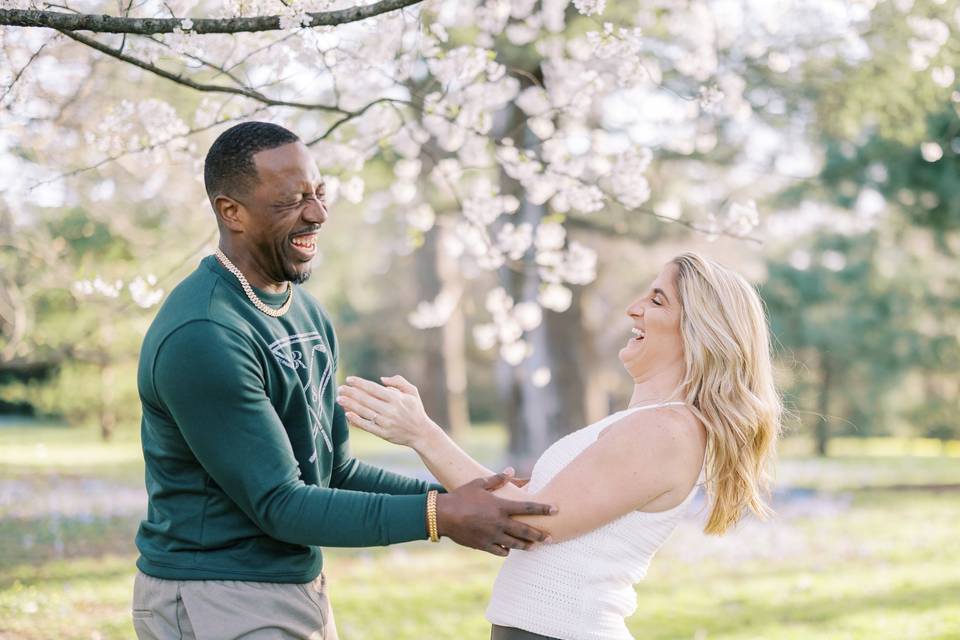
[290,233,318,258]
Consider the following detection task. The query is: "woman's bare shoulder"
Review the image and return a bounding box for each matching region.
[598,405,706,471]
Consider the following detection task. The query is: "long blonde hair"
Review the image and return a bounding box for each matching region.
[672,252,782,535]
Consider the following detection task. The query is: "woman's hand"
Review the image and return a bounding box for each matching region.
[337,375,439,449]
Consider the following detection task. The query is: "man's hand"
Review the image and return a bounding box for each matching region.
[500,465,530,488]
[435,471,557,557]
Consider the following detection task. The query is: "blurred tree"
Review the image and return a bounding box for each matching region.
[5,0,960,453]
[762,232,922,455]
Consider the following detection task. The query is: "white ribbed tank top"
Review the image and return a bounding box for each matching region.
[485,403,704,640]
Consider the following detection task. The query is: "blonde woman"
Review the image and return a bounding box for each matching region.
[337,252,782,640]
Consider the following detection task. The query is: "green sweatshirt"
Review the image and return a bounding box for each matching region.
[136,256,435,583]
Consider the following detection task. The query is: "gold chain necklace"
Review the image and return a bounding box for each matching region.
[214,249,293,318]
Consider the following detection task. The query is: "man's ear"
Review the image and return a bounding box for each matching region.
[213,195,245,232]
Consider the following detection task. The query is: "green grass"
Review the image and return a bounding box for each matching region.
[1,420,959,639]
[3,493,958,639]
[0,420,509,483]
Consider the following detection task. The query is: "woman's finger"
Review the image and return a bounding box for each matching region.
[344,376,394,402]
[337,395,379,423]
[337,385,393,417]
[381,375,418,396]
[345,412,388,439]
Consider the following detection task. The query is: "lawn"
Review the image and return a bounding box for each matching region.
[1,421,958,639]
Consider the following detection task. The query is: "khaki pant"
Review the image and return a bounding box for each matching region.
[132,571,338,640]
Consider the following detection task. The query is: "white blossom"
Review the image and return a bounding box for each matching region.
[726,200,760,236]
[821,250,847,272]
[408,290,460,329]
[340,176,365,204]
[931,66,955,88]
[531,367,552,388]
[538,283,573,312]
[394,159,422,179]
[485,287,514,317]
[391,181,418,204]
[128,276,165,309]
[609,150,653,209]
[512,301,543,331]
[573,0,606,17]
[907,17,950,71]
[516,87,552,117]
[921,142,944,162]
[429,22,449,43]
[406,204,436,232]
[427,46,492,85]
[473,323,498,350]
[497,222,534,260]
[535,222,566,251]
[698,85,726,113]
[73,276,123,299]
[500,340,531,366]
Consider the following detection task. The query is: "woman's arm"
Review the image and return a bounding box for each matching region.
[338,376,703,543]
[337,375,501,491]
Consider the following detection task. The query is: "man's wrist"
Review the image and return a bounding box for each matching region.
[434,492,452,538]
[426,489,440,542]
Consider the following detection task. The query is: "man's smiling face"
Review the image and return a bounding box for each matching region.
[236,141,328,285]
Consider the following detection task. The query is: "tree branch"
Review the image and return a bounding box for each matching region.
[305,96,414,145]
[0,35,58,106]
[15,106,269,192]
[1,0,422,34]
[58,30,345,112]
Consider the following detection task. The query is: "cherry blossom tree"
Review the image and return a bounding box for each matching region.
[3,0,958,451]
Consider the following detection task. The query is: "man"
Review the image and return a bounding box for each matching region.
[132,121,554,639]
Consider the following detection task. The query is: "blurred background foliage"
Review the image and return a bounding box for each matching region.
[3,4,960,451]
[2,1,960,637]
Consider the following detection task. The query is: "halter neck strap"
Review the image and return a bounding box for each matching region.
[623,401,686,412]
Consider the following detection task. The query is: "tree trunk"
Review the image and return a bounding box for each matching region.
[816,353,831,457]
[99,359,115,441]
[495,105,588,472]
[98,317,115,441]
[437,224,471,438]
[414,221,470,439]
[499,204,588,473]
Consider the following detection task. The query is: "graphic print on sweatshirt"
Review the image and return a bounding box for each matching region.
[269,331,335,461]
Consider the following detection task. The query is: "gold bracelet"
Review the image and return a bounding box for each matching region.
[426,489,440,543]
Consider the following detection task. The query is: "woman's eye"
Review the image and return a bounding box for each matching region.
[651,297,662,306]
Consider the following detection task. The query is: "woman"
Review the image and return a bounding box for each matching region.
[337,252,781,639]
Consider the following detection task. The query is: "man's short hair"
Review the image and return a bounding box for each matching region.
[203,121,300,205]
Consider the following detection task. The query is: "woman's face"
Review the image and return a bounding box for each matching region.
[619,263,684,379]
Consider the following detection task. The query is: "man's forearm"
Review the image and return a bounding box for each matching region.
[332,457,442,494]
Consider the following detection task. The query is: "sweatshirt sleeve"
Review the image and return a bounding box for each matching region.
[152,320,428,547]
[329,401,445,494]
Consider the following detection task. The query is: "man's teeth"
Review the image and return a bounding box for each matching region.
[631,327,645,340]
[291,236,316,249]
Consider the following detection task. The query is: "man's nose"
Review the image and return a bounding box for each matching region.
[303,198,328,224]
